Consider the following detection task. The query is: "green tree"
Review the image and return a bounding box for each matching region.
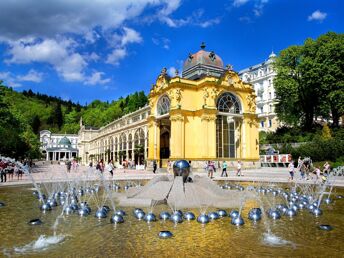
[321,123,332,140]
[274,32,344,129]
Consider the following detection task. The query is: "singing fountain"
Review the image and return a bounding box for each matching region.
[0,159,343,257]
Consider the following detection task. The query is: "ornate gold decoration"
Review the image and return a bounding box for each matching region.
[201,114,217,121]
[246,94,256,113]
[247,117,259,128]
[170,114,184,122]
[203,87,209,106]
[175,88,182,105]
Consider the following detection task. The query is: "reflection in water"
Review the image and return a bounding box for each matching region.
[0,181,343,257]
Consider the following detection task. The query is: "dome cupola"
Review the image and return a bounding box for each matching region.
[182,42,225,80]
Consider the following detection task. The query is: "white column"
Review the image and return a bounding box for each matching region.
[46,152,49,161]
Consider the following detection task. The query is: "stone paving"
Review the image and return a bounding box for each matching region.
[0,164,343,187]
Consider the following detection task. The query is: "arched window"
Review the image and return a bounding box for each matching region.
[121,134,127,150]
[109,137,113,151]
[157,95,170,116]
[217,92,241,114]
[115,137,118,151]
[134,128,145,146]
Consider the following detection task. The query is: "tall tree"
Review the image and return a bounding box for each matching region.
[274,32,344,129]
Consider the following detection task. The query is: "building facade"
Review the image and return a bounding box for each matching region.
[40,130,78,161]
[239,52,279,132]
[78,44,260,169]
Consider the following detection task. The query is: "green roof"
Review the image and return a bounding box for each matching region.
[59,136,72,146]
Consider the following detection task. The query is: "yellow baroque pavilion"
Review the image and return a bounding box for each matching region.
[78,44,260,170]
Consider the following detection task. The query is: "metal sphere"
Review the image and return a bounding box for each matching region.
[319,224,333,231]
[285,208,297,217]
[312,208,323,216]
[95,209,107,219]
[291,204,298,212]
[78,208,89,216]
[217,210,228,217]
[272,191,278,197]
[312,202,319,208]
[28,218,43,225]
[78,189,84,196]
[144,213,157,222]
[268,209,281,220]
[173,160,190,182]
[208,212,220,220]
[110,214,124,224]
[135,211,145,220]
[47,199,58,207]
[229,210,240,219]
[197,214,210,224]
[174,210,183,217]
[248,208,262,221]
[40,203,52,211]
[64,206,74,215]
[298,202,305,209]
[159,211,171,220]
[70,204,79,211]
[336,195,343,199]
[324,198,332,204]
[115,210,126,216]
[308,204,315,211]
[0,202,5,207]
[133,208,143,215]
[184,212,196,221]
[159,231,173,239]
[231,216,245,226]
[170,213,183,223]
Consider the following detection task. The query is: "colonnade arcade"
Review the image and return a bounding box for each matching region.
[90,127,148,165]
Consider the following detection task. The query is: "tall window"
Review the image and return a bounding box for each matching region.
[157,95,170,116]
[216,92,241,158]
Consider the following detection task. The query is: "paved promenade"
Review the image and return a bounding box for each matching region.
[1,164,344,187]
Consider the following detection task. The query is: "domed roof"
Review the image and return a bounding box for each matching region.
[182,43,225,80]
[59,136,71,146]
[269,51,277,59]
[183,45,224,71]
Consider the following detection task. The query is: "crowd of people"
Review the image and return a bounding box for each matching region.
[0,156,30,183]
[288,156,330,182]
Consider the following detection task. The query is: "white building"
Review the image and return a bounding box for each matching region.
[40,130,78,161]
[239,52,279,132]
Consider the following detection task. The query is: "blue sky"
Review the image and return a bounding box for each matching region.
[0,0,342,105]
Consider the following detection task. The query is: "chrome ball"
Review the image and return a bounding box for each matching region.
[70,204,79,211]
[95,209,107,219]
[291,204,298,212]
[28,218,43,225]
[336,195,343,199]
[159,211,171,220]
[312,208,323,216]
[159,231,173,239]
[78,189,84,196]
[308,204,315,211]
[78,208,89,216]
[272,191,278,197]
[184,212,196,221]
[64,206,74,215]
[115,210,126,216]
[102,205,111,213]
[319,224,333,231]
[208,212,220,220]
[135,211,145,220]
[285,208,296,217]
[144,212,157,222]
[229,210,239,219]
[231,216,245,226]
[170,213,183,223]
[217,210,228,217]
[268,209,281,220]
[324,198,332,204]
[298,202,305,209]
[174,210,183,217]
[197,214,209,224]
[133,208,143,215]
[248,208,262,221]
[47,199,58,207]
[0,202,5,207]
[110,214,124,224]
[40,203,52,211]
[173,160,190,182]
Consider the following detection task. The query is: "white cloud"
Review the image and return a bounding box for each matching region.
[199,17,221,28]
[85,72,111,85]
[233,0,250,7]
[121,27,142,46]
[6,38,86,82]
[152,37,170,49]
[308,10,327,22]
[0,72,21,87]
[253,0,269,17]
[106,48,127,66]
[17,69,43,82]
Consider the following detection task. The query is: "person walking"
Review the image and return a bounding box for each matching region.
[221,161,228,177]
[106,160,114,177]
[153,160,157,174]
[288,161,295,181]
[207,161,215,179]
[66,159,72,173]
[236,160,243,176]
